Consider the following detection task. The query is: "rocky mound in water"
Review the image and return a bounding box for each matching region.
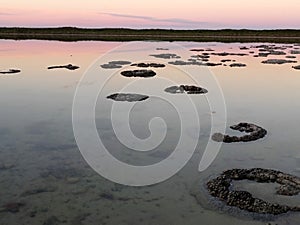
[149,53,181,59]
[131,63,165,68]
[165,85,208,94]
[261,59,297,65]
[291,50,300,54]
[211,52,248,57]
[100,61,131,69]
[0,69,21,74]
[212,122,267,143]
[120,69,156,78]
[168,60,221,67]
[190,49,205,52]
[48,64,79,70]
[206,168,300,215]
[229,63,247,67]
[292,65,300,70]
[107,93,149,102]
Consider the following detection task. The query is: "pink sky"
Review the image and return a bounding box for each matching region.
[1,0,299,29]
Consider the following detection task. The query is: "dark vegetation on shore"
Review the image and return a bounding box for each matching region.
[0,27,299,43]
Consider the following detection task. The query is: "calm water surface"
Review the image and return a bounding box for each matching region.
[0,40,300,225]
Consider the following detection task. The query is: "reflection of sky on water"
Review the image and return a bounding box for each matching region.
[0,40,300,225]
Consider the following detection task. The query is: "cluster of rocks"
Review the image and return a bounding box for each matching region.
[107,93,149,102]
[100,61,131,69]
[0,69,21,74]
[206,168,300,215]
[47,64,79,71]
[164,85,208,94]
[131,63,165,68]
[212,122,267,143]
[120,69,156,78]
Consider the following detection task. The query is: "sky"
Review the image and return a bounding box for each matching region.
[1,0,299,29]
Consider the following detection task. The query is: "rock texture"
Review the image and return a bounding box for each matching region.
[131,63,165,68]
[165,85,208,94]
[229,63,247,67]
[212,122,267,143]
[292,65,300,70]
[107,93,149,102]
[100,61,131,69]
[150,53,181,59]
[120,69,156,78]
[206,168,300,215]
[261,59,297,65]
[48,64,79,70]
[0,69,21,74]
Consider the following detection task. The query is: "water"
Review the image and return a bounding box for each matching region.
[0,40,299,225]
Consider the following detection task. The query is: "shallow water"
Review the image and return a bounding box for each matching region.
[0,40,300,225]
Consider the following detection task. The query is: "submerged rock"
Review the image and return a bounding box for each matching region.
[292,65,300,70]
[165,85,208,94]
[107,93,149,102]
[21,186,56,197]
[206,168,300,215]
[0,202,25,213]
[48,64,79,71]
[131,63,165,68]
[229,63,247,67]
[120,69,156,78]
[261,59,297,65]
[43,216,60,225]
[150,53,181,59]
[212,122,267,143]
[0,69,21,74]
[100,61,131,69]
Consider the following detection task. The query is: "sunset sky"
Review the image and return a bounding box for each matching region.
[1,0,299,29]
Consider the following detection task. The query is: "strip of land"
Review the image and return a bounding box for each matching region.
[0,27,299,43]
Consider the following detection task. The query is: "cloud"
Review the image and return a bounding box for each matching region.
[100,12,221,27]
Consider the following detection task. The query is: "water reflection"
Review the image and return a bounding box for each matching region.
[0,40,299,225]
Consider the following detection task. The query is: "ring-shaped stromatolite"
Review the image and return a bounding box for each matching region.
[206,168,300,215]
[212,122,267,143]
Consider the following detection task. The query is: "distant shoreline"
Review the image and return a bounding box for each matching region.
[0,27,299,43]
